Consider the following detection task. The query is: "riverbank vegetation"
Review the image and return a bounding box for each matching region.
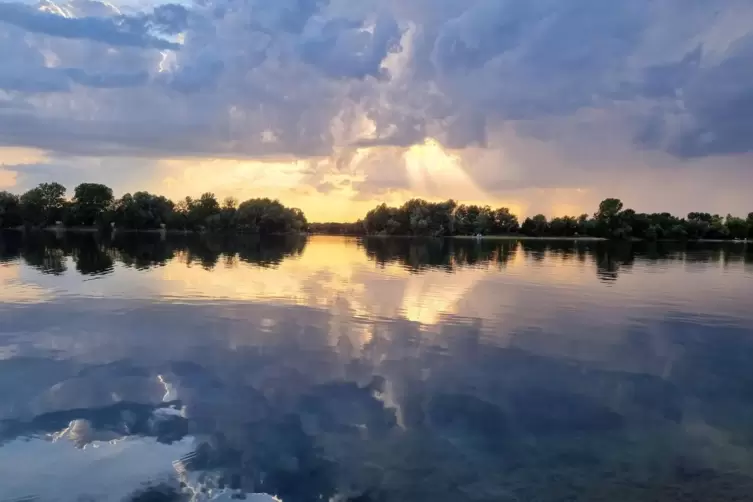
[314,198,753,241]
[0,183,307,234]
[1,182,751,241]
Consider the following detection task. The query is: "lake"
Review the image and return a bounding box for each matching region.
[1,232,752,501]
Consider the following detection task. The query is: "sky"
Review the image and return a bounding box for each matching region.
[0,0,752,222]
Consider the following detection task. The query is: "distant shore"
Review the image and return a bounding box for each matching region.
[5,226,308,237]
[450,235,607,242]
[317,233,749,244]
[4,227,749,244]
[351,234,607,242]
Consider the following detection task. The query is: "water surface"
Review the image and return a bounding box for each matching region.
[1,232,752,501]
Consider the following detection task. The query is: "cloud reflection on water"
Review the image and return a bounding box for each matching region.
[0,233,753,501]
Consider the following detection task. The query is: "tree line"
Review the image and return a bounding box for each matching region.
[0,182,307,234]
[2,183,750,241]
[311,198,753,241]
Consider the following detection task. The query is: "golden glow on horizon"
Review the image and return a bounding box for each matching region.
[161,157,306,196]
[0,147,50,189]
[153,237,617,344]
[157,236,500,342]
[0,142,591,221]
[404,139,489,202]
[0,147,49,165]
[153,142,591,222]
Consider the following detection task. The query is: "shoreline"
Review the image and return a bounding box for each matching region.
[317,234,749,244]
[449,235,606,242]
[2,227,748,244]
[4,226,307,237]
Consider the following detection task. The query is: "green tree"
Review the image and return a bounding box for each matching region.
[725,214,749,240]
[187,192,221,230]
[453,204,477,235]
[71,183,114,226]
[453,204,495,235]
[364,203,402,235]
[595,198,623,221]
[521,214,549,236]
[622,211,650,240]
[20,182,67,226]
[236,198,306,234]
[403,199,431,236]
[0,191,22,228]
[648,212,682,238]
[492,207,519,234]
[223,196,238,210]
[686,213,712,240]
[474,206,494,235]
[19,189,46,226]
[210,196,238,231]
[708,214,729,240]
[668,224,688,240]
[113,192,174,229]
[549,216,579,236]
[576,214,590,235]
[595,199,637,239]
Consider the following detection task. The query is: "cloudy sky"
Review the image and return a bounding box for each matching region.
[0,0,751,221]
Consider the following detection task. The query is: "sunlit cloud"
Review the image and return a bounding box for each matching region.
[0,147,50,166]
[404,138,488,201]
[0,169,17,189]
[160,158,307,199]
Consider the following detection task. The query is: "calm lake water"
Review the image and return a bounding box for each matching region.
[1,232,753,501]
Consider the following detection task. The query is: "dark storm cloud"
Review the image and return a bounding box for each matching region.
[149,3,188,35]
[0,0,751,175]
[666,36,753,157]
[0,1,181,49]
[299,13,402,79]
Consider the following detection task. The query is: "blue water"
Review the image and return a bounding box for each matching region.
[1,232,752,501]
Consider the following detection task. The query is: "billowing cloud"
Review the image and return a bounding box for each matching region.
[0,0,751,218]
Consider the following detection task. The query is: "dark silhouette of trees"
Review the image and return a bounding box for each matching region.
[1,183,307,235]
[309,221,365,235]
[112,191,175,229]
[20,182,67,226]
[235,198,307,234]
[0,191,22,228]
[726,215,749,240]
[363,199,519,237]
[358,198,751,241]
[70,183,115,226]
[1,181,750,241]
[362,199,456,236]
[521,214,550,237]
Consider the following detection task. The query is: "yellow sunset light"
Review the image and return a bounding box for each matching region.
[403,138,488,201]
